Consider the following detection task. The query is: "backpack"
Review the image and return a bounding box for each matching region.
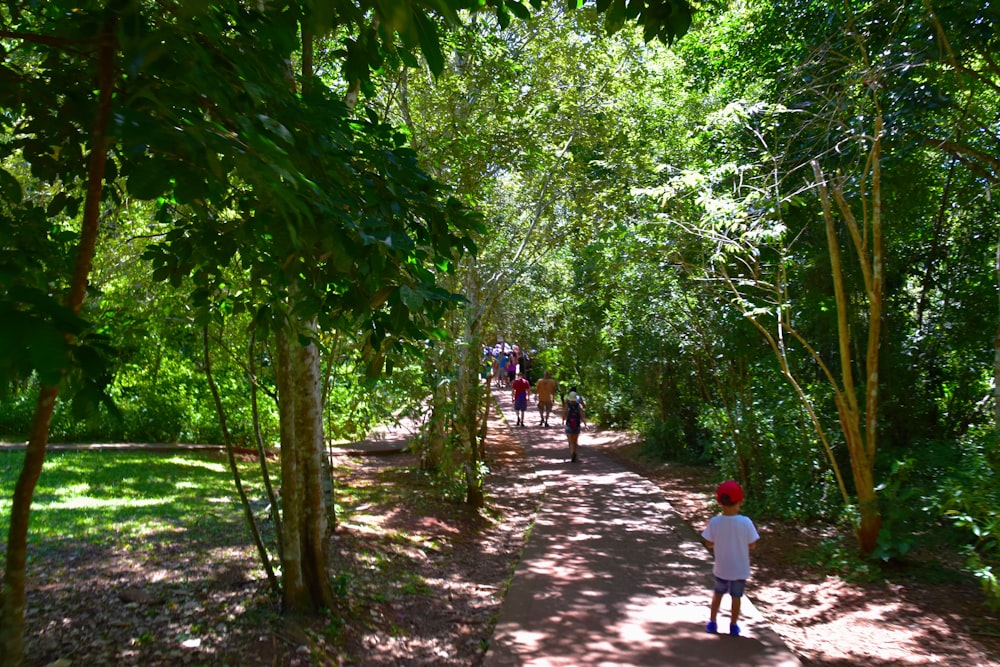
[566,400,581,430]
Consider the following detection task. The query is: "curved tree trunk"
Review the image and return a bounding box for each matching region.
[249,331,283,559]
[0,15,117,666]
[203,327,279,597]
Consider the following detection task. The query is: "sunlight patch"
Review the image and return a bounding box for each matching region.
[48,496,168,511]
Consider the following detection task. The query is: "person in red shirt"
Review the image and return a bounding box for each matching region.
[511,372,531,427]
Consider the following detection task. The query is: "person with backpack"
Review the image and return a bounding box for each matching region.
[562,387,586,462]
[497,350,509,387]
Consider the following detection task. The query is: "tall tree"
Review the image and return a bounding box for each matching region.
[1,6,118,661]
[2,0,698,659]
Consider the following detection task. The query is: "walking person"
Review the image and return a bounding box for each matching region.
[497,350,509,387]
[511,372,531,427]
[535,371,557,427]
[562,387,585,462]
[491,354,501,388]
[701,480,760,637]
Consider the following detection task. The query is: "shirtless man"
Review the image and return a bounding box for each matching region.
[535,371,557,427]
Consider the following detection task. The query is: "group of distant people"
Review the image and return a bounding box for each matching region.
[485,344,533,389]
[481,342,587,461]
[507,367,586,463]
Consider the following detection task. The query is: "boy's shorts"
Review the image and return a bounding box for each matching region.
[713,576,746,598]
[514,397,528,411]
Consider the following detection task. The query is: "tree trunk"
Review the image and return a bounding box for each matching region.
[478,378,491,459]
[0,16,116,666]
[204,327,279,596]
[1,387,58,666]
[459,264,487,507]
[814,142,885,556]
[995,234,1000,427]
[249,331,283,559]
[275,326,336,615]
[422,380,449,471]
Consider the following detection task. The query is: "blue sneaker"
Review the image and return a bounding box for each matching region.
[729,623,741,636]
[706,621,718,634]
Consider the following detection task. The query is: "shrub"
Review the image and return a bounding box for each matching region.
[939,428,1000,608]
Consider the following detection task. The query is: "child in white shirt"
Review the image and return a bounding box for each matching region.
[701,480,760,636]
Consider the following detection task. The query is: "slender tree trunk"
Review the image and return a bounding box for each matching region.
[1,387,58,666]
[249,332,283,558]
[275,326,336,614]
[478,378,491,458]
[861,115,886,554]
[995,233,1000,428]
[296,13,338,543]
[422,380,449,471]
[813,152,884,555]
[461,268,486,507]
[0,16,116,666]
[203,328,279,596]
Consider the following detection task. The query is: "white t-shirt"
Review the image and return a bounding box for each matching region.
[701,514,760,581]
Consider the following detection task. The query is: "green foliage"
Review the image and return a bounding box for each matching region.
[640,416,706,463]
[805,536,884,584]
[423,455,489,504]
[530,347,562,381]
[0,391,34,438]
[939,428,1000,608]
[325,356,426,442]
[871,457,920,561]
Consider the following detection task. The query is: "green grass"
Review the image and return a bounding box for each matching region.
[0,449,274,555]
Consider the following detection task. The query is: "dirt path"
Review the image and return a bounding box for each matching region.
[5,394,1000,666]
[484,388,800,666]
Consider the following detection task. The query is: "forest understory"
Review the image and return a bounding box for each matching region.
[17,415,1000,666]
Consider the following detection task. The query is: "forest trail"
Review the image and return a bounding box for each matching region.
[483,386,801,666]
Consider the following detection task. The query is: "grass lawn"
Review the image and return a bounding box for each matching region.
[0,448,274,558]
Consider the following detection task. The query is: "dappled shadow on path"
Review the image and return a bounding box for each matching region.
[485,389,800,666]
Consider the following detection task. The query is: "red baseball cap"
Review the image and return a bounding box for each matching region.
[716,480,744,505]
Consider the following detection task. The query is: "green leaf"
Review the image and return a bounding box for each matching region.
[662,4,692,44]
[413,10,445,76]
[47,192,68,217]
[398,47,420,68]
[0,167,23,204]
[29,325,70,386]
[400,285,425,310]
[605,0,627,34]
[497,5,511,29]
[173,168,211,206]
[127,157,172,201]
[506,0,531,20]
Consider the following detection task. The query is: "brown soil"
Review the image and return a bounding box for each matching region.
[15,420,1000,666]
